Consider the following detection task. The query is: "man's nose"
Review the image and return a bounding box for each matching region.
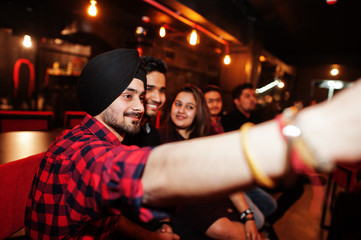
[151,90,161,103]
[133,97,144,112]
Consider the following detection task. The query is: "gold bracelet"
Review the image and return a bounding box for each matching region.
[240,122,275,188]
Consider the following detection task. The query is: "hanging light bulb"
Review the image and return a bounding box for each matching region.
[23,35,32,48]
[330,68,339,76]
[223,44,231,65]
[159,26,166,38]
[189,29,198,46]
[88,0,97,17]
[223,54,231,65]
[259,55,266,62]
[278,81,285,88]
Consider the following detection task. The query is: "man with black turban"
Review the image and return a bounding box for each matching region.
[24,49,361,239]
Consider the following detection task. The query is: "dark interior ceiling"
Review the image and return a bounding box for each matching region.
[248,0,361,66]
[1,0,360,66]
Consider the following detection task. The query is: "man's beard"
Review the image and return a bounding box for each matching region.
[103,109,142,135]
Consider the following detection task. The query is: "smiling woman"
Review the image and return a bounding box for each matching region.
[158,84,211,142]
[170,91,197,137]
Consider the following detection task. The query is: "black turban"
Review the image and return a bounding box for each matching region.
[78,49,146,116]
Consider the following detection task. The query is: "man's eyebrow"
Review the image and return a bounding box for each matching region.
[124,87,145,95]
[146,85,166,90]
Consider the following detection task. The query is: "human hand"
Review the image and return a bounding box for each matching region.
[152,223,180,240]
[298,78,361,166]
[244,220,262,240]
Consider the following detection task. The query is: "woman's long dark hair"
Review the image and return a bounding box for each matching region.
[167,84,211,139]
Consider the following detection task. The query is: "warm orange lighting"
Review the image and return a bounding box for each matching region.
[23,35,32,48]
[223,54,231,65]
[278,81,285,88]
[88,0,97,17]
[189,29,199,46]
[330,68,339,76]
[259,55,266,62]
[159,26,166,38]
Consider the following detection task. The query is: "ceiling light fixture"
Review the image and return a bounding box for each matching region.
[330,68,339,76]
[256,79,281,93]
[259,55,266,62]
[143,0,230,59]
[88,0,98,17]
[223,44,231,65]
[23,35,32,48]
[223,54,231,65]
[159,26,166,38]
[188,29,199,45]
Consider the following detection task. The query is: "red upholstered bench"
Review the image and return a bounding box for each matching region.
[64,111,87,129]
[0,152,45,239]
[0,110,54,132]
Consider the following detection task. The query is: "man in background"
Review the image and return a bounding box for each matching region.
[121,56,176,238]
[203,85,225,133]
[221,83,261,132]
[122,56,167,147]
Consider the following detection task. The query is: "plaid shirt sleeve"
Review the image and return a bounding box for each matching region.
[68,142,153,219]
[25,116,169,239]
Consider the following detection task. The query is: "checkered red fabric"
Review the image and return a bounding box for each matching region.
[25,114,167,239]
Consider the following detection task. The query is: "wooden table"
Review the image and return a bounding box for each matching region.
[0,129,64,165]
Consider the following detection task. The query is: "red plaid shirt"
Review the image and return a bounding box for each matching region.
[25,114,167,239]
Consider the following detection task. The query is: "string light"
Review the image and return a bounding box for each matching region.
[259,55,266,62]
[159,26,166,38]
[23,35,32,48]
[330,68,339,76]
[223,44,231,65]
[223,54,231,65]
[189,29,199,46]
[88,0,98,17]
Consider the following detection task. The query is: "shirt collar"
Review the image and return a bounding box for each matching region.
[81,114,122,146]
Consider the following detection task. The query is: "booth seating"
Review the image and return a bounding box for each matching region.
[64,111,87,129]
[0,152,45,239]
[0,110,54,132]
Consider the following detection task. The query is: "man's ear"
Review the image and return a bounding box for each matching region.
[233,98,239,106]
